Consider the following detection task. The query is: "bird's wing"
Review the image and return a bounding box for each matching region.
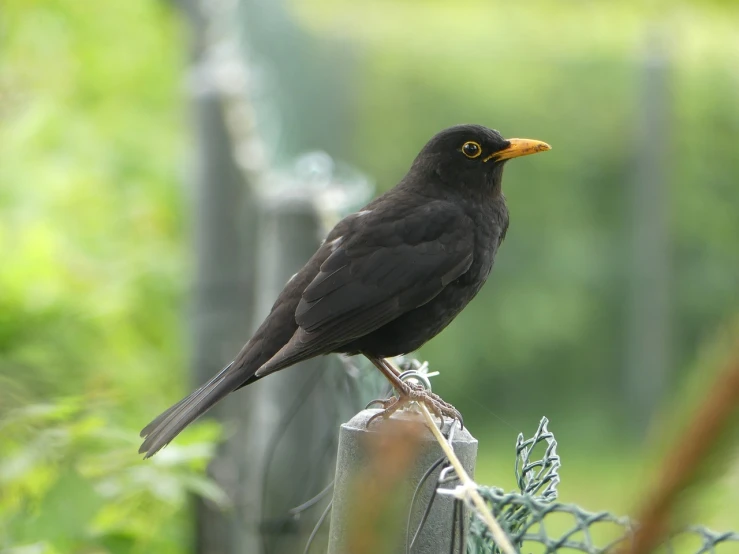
[255,201,474,375]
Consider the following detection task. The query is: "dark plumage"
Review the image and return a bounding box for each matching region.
[140,124,550,457]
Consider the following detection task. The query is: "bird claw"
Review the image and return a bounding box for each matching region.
[365,397,396,410]
[365,382,464,429]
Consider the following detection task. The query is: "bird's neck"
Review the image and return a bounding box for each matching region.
[440,164,506,204]
[486,163,506,196]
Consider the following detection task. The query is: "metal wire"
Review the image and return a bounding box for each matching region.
[405,418,459,553]
[303,499,333,554]
[289,480,335,517]
[407,457,448,553]
[466,417,739,554]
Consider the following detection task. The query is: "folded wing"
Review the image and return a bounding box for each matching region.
[255,201,474,375]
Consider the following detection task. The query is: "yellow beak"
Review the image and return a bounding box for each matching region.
[483,138,551,162]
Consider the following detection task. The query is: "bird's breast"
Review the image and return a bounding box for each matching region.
[463,198,508,283]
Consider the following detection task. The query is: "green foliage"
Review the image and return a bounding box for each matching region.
[0,0,188,411]
[0,0,225,552]
[1,399,224,553]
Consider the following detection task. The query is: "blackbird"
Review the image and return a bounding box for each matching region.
[139,124,550,457]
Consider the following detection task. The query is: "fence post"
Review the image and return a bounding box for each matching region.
[626,24,672,432]
[328,409,478,554]
[232,188,346,554]
[185,11,260,554]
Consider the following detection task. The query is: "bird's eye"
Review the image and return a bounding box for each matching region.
[461,141,482,159]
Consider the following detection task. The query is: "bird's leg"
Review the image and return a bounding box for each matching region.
[364,357,406,412]
[363,354,463,427]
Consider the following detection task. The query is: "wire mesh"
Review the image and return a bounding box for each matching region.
[466,417,739,554]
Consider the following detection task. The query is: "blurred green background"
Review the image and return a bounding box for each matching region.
[2,0,738,552]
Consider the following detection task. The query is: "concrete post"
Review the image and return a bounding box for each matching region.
[328,409,478,554]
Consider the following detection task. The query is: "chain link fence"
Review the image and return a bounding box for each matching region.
[464,418,739,554]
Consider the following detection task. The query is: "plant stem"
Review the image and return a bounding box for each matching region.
[417,403,517,554]
[384,358,517,554]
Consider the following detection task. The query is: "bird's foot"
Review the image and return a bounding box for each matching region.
[365,396,397,411]
[365,382,463,428]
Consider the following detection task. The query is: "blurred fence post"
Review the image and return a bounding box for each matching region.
[234,184,350,554]
[189,52,261,554]
[626,25,672,431]
[328,409,478,554]
[178,1,263,553]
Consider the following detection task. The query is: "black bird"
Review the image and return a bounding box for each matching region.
[139,124,550,457]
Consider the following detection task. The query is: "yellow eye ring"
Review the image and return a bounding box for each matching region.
[461,141,482,159]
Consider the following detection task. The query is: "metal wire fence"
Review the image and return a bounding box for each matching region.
[464,418,739,554]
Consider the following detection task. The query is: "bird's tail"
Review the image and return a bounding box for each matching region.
[139,362,246,458]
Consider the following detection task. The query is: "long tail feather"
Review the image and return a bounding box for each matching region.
[139,362,245,458]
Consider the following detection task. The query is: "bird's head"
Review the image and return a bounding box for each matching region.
[409,124,551,196]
